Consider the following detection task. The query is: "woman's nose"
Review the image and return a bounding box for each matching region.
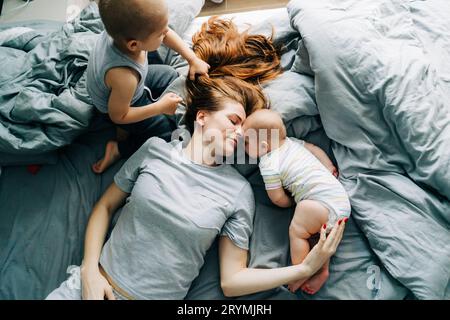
[235,125,243,137]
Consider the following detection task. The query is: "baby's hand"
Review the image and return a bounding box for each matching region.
[158,93,183,115]
[188,57,210,81]
[328,165,339,178]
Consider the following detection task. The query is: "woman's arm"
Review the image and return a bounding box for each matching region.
[219,220,346,297]
[80,183,129,300]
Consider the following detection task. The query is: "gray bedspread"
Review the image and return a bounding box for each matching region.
[1,0,448,300]
[0,0,204,165]
[287,0,450,299]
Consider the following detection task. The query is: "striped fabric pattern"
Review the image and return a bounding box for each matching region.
[259,137,351,221]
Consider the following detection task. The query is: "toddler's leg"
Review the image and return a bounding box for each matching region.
[288,200,329,294]
[117,113,176,157]
[92,140,120,174]
[145,65,179,99]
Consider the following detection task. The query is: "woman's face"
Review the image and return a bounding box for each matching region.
[199,101,246,158]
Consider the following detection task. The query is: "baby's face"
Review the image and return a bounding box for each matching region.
[243,128,269,159]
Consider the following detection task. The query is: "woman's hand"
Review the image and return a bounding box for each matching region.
[301,218,347,277]
[188,56,210,80]
[80,266,116,300]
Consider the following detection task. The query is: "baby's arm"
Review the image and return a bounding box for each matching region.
[267,187,294,208]
[106,67,181,124]
[163,28,210,80]
[304,142,338,177]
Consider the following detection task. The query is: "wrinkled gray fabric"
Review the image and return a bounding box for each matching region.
[288,0,450,299]
[2,3,444,300]
[0,0,204,164]
[0,4,101,157]
[179,8,409,300]
[0,116,121,299]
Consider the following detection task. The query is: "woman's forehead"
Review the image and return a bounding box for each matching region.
[220,101,246,120]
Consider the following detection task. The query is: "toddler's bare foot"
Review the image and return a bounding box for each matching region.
[92,140,120,174]
[300,266,329,295]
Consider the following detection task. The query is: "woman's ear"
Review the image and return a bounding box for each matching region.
[196,110,208,127]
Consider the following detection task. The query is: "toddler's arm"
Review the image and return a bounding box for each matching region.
[267,187,294,208]
[304,142,338,177]
[106,67,181,124]
[163,28,210,80]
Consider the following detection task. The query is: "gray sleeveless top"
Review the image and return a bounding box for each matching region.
[86,31,148,113]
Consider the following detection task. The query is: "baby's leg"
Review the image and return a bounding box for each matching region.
[288,200,329,293]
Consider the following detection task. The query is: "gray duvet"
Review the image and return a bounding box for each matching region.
[0,0,448,300]
[287,0,450,299]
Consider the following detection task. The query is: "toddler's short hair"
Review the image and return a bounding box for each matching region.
[99,0,168,42]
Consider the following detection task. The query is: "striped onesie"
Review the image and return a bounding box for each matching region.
[259,137,351,228]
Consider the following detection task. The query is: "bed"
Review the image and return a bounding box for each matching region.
[0,0,448,300]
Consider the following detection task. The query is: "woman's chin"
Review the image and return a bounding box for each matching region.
[225,143,238,156]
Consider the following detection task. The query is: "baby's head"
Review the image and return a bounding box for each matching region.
[99,0,169,53]
[243,109,286,159]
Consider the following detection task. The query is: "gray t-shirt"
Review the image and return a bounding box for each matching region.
[99,137,255,299]
[86,31,148,113]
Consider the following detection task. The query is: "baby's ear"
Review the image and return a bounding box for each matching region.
[261,140,269,153]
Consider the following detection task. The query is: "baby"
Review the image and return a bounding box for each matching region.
[243,109,351,295]
[87,0,210,173]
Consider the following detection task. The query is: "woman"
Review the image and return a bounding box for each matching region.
[46,74,346,300]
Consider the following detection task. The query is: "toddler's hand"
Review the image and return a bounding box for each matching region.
[158,93,183,115]
[188,57,210,81]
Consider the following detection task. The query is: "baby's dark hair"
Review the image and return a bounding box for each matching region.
[98,0,168,42]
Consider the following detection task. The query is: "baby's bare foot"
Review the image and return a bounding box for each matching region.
[300,267,329,295]
[92,141,120,174]
[288,279,306,293]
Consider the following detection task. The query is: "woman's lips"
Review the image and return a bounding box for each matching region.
[228,138,237,147]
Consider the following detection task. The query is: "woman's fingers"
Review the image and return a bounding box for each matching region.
[324,218,347,252]
[324,219,340,246]
[322,218,347,254]
[332,218,347,248]
[105,286,116,300]
[318,224,327,246]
